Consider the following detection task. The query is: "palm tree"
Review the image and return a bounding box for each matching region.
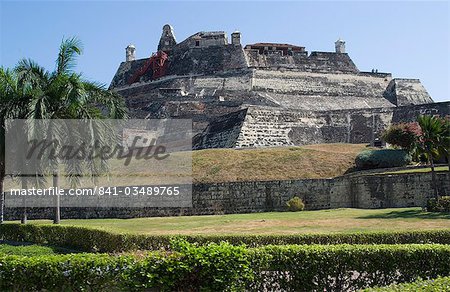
[0,68,32,223]
[438,118,450,173]
[416,115,445,199]
[14,37,127,224]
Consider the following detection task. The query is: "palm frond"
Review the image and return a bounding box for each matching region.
[56,37,83,75]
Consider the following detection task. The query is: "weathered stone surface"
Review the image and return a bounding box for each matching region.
[194,102,449,149]
[4,172,449,219]
[383,78,433,106]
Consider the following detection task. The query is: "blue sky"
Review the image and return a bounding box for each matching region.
[1,1,449,102]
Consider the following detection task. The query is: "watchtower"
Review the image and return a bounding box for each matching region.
[231,30,241,45]
[125,44,136,62]
[158,24,177,52]
[335,38,345,54]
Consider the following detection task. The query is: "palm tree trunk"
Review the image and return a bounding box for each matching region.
[53,172,60,224]
[0,173,4,224]
[21,178,27,224]
[447,154,450,174]
[429,154,438,199]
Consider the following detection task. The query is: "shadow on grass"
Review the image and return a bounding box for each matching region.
[357,209,450,220]
[0,240,81,255]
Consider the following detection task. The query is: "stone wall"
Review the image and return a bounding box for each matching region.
[383,79,433,106]
[231,102,450,148]
[244,50,359,73]
[4,172,449,220]
[252,69,391,98]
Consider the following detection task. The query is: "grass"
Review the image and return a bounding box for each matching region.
[0,243,73,256]
[21,208,450,235]
[192,143,368,183]
[364,276,450,292]
[3,143,368,189]
[377,166,449,175]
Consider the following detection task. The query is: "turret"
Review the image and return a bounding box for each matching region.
[125,44,136,62]
[335,38,345,54]
[231,30,241,45]
[158,24,177,52]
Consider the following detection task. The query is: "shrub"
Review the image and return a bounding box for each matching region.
[249,244,450,291]
[286,196,305,211]
[2,243,450,291]
[427,196,450,213]
[2,224,450,252]
[355,149,411,170]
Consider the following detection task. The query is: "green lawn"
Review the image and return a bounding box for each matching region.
[378,166,449,175]
[22,208,450,235]
[0,244,73,256]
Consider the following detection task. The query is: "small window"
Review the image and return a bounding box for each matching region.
[195,40,200,47]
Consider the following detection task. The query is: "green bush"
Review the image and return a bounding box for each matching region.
[2,224,450,252]
[1,243,450,291]
[122,240,253,291]
[427,196,450,213]
[363,276,450,291]
[355,149,411,170]
[286,196,305,211]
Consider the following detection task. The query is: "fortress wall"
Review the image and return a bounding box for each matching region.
[167,45,247,76]
[4,172,449,219]
[255,93,395,111]
[193,73,252,92]
[251,70,391,98]
[394,79,433,106]
[245,51,359,73]
[233,102,450,148]
[193,109,247,149]
[383,79,433,106]
[109,59,149,89]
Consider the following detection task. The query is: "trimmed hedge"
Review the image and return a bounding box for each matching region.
[1,242,450,291]
[355,149,411,170]
[2,224,450,252]
[363,276,450,291]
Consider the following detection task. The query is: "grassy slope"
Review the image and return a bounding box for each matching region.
[25,208,450,235]
[192,143,367,183]
[3,143,367,189]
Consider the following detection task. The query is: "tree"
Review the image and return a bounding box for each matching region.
[12,37,127,224]
[0,68,31,223]
[416,115,445,199]
[437,117,450,173]
[382,122,421,152]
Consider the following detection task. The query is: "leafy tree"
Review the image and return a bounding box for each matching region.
[382,122,421,152]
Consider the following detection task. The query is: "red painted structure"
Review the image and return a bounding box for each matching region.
[128,51,169,85]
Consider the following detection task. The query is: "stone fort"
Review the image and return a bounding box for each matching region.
[5,25,450,221]
[111,24,449,149]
